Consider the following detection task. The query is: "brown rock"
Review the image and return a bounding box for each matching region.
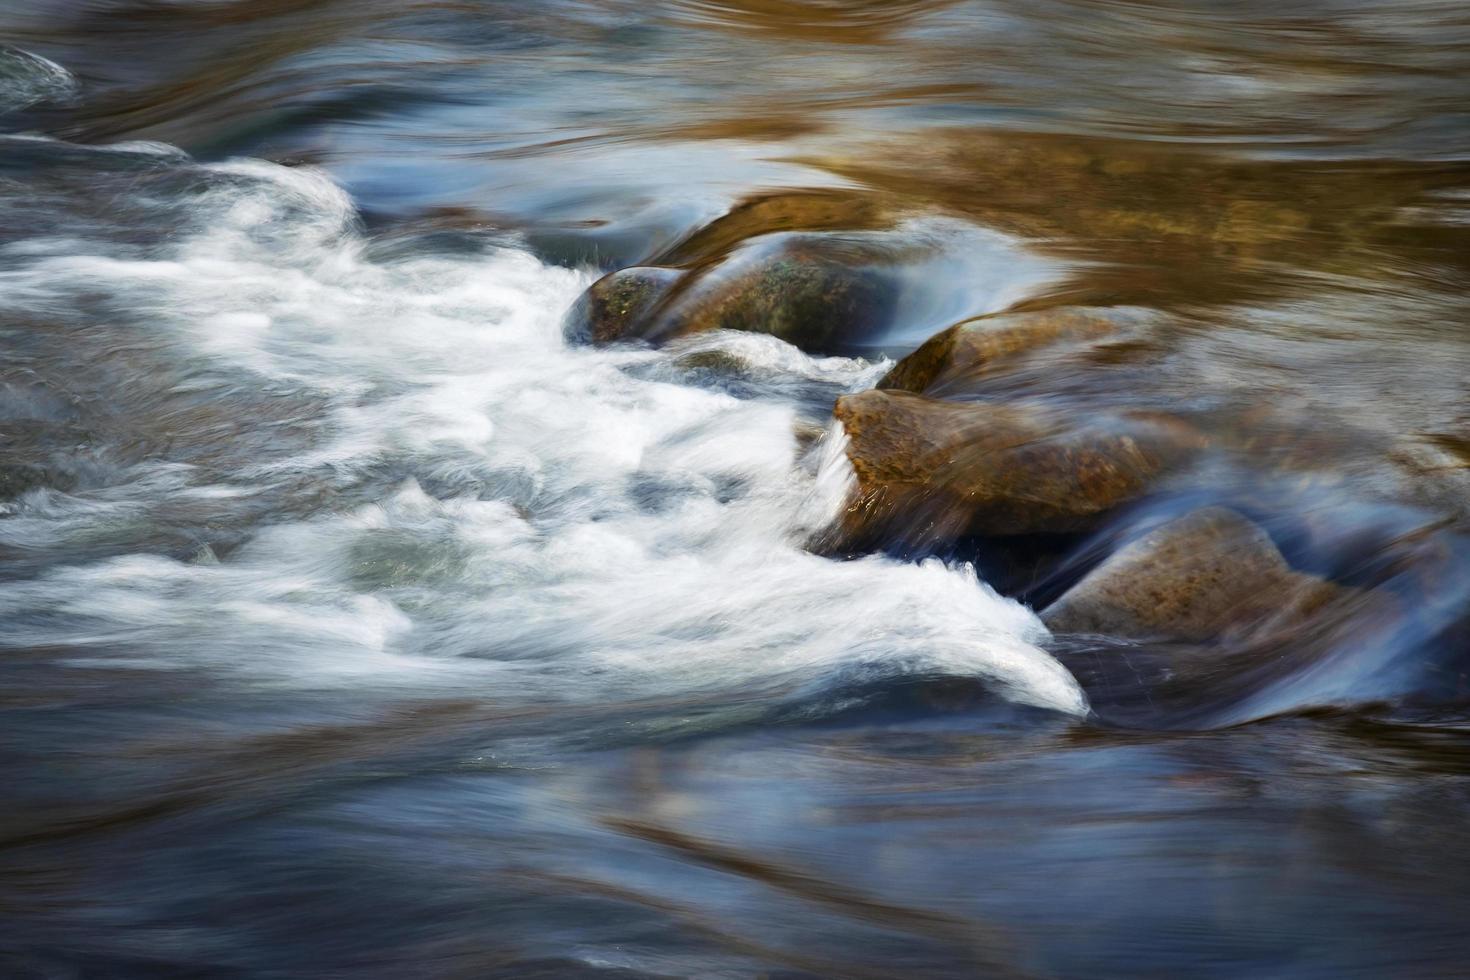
[655,190,891,267]
[832,389,1203,544]
[563,236,897,354]
[1041,507,1347,642]
[562,266,682,345]
[649,237,896,354]
[879,306,1154,394]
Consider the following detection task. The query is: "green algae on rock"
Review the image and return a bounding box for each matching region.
[562,266,682,345]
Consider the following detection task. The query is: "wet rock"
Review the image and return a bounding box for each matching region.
[831,389,1204,545]
[562,266,682,345]
[0,462,53,500]
[879,306,1154,394]
[1041,507,1347,642]
[655,189,892,267]
[658,238,894,354]
[1385,434,1470,524]
[671,348,750,375]
[566,235,899,354]
[0,412,91,502]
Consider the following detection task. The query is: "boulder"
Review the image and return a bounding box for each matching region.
[562,266,682,345]
[831,389,1204,545]
[879,306,1153,395]
[1041,507,1347,642]
[564,236,898,354]
[654,239,894,354]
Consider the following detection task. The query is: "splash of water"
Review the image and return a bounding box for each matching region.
[0,152,1086,716]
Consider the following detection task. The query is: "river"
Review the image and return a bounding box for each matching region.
[1,2,1468,977]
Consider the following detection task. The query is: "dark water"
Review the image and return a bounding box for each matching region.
[1,2,1469,977]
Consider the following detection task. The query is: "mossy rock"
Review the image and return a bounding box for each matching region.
[831,389,1205,545]
[1041,507,1350,642]
[659,245,895,354]
[565,235,900,354]
[562,266,682,345]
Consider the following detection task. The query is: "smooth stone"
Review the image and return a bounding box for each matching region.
[650,236,896,354]
[879,306,1155,394]
[831,389,1204,544]
[563,231,903,354]
[1041,506,1348,642]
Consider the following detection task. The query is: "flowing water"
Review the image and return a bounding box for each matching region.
[1,2,1468,977]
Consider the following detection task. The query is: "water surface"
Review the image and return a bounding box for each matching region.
[1,3,1469,977]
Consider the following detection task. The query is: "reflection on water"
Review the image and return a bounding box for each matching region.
[1,1,1469,976]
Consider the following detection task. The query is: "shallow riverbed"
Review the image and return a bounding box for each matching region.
[1,2,1468,977]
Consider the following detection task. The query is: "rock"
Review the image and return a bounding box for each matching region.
[562,266,682,345]
[0,412,90,502]
[879,306,1153,394]
[0,462,51,500]
[1041,507,1348,642]
[671,348,750,375]
[831,389,1204,545]
[564,232,903,354]
[655,190,891,267]
[653,238,895,354]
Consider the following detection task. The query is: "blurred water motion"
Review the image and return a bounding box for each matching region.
[0,1,1469,977]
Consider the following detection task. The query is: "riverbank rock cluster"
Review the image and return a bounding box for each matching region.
[820,303,1404,663]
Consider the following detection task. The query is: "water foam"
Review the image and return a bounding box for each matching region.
[0,157,1086,716]
[0,45,78,114]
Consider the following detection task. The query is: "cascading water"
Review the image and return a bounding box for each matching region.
[2,2,1469,976]
[0,153,1085,715]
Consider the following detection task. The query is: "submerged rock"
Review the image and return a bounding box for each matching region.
[0,410,91,503]
[879,306,1154,394]
[0,461,53,500]
[831,389,1203,545]
[1041,507,1347,642]
[562,266,682,345]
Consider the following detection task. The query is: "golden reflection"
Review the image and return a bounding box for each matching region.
[805,130,1470,308]
[662,0,961,44]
